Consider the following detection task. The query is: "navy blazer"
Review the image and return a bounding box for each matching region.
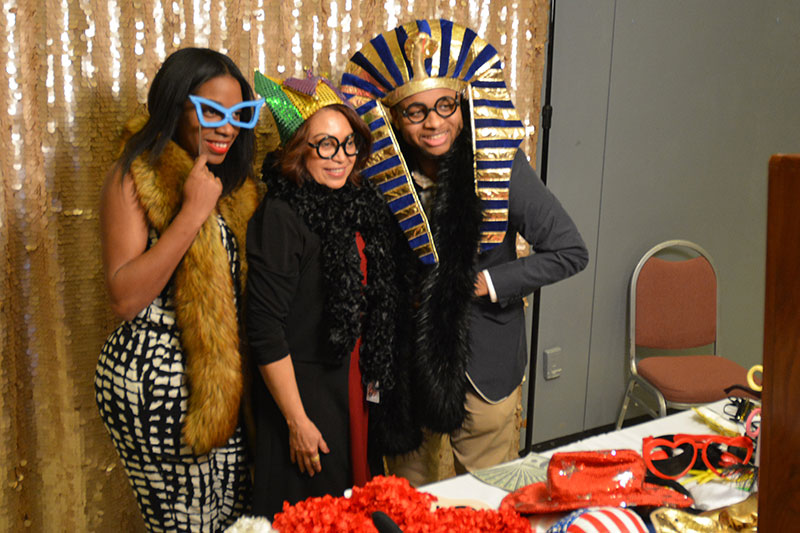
[467,150,589,402]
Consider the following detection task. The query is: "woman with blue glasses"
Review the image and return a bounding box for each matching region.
[95,47,262,532]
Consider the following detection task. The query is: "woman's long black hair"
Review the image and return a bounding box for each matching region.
[118,47,256,195]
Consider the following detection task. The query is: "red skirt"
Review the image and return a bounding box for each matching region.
[348,232,370,487]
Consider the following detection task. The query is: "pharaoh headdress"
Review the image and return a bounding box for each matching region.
[341,19,525,264]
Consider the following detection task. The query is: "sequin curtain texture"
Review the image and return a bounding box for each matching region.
[0,0,548,530]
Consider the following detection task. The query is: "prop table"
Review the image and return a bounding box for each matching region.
[423,400,752,512]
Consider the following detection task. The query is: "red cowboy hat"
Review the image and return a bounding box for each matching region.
[500,450,693,514]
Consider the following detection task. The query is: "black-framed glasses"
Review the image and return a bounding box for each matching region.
[723,396,758,423]
[400,95,460,123]
[307,133,359,159]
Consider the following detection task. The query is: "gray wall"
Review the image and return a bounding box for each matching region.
[528,1,800,443]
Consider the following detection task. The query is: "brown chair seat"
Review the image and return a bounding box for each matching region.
[637,355,748,404]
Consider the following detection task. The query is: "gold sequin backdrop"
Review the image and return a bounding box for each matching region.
[0,0,548,530]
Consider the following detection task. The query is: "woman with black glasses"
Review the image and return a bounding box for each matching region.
[245,73,417,518]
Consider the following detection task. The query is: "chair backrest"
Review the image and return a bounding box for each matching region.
[628,240,718,369]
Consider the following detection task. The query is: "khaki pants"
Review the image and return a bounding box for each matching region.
[387,385,522,487]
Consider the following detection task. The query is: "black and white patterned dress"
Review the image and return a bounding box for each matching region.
[95,216,251,532]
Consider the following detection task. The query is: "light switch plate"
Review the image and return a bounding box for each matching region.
[544,347,562,380]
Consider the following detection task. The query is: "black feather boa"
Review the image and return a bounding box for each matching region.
[399,121,483,434]
[261,162,399,391]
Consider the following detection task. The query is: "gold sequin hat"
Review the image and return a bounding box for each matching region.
[341,19,525,264]
[253,71,349,145]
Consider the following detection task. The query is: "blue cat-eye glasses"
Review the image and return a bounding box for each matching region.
[188,95,265,129]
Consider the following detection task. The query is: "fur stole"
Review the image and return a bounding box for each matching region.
[402,124,483,434]
[262,161,422,455]
[125,116,260,455]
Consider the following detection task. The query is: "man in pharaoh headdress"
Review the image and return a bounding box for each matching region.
[342,19,588,485]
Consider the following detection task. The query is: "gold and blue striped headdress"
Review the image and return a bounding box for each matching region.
[341,19,525,265]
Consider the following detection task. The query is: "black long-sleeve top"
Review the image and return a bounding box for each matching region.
[245,197,327,366]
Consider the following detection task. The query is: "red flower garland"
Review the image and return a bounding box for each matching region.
[272,475,530,532]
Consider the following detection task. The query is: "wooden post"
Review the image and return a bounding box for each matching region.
[759,154,800,530]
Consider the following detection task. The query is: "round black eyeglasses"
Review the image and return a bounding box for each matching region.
[307,134,359,159]
[400,95,460,124]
